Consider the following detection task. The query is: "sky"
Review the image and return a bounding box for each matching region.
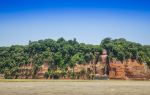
[0,0,150,46]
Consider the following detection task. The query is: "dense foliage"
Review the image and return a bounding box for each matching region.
[101,38,150,65]
[0,37,150,78]
[0,38,100,77]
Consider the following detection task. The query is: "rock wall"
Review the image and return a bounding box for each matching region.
[18,63,34,79]
[70,59,149,80]
[16,60,149,80]
[109,61,125,79]
[36,63,49,79]
[18,63,49,79]
[124,59,147,80]
[109,59,149,80]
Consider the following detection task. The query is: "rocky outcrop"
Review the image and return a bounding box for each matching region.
[109,59,149,80]
[124,59,148,80]
[109,61,125,79]
[36,63,49,79]
[18,63,34,79]
[69,59,150,80]
[16,49,149,80]
[18,63,49,79]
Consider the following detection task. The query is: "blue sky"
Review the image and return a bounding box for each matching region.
[0,0,150,46]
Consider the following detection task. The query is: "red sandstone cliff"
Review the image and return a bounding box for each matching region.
[109,59,149,80]
[17,58,150,80]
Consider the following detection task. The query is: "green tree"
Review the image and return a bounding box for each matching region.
[44,72,49,79]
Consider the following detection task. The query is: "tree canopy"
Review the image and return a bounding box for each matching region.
[101,38,150,65]
[0,37,150,77]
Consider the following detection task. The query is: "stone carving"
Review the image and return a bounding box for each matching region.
[100,49,109,76]
[16,49,149,80]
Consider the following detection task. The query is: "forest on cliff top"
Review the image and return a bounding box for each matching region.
[0,37,150,78]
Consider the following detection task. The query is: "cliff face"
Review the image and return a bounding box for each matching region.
[15,49,150,80]
[109,59,149,80]
[11,48,150,80]
[125,59,149,79]
[36,63,49,79]
[69,59,150,80]
[18,63,34,79]
[18,63,48,79]
[109,61,125,79]
[16,60,149,80]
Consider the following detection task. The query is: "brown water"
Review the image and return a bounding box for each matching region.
[0,80,150,95]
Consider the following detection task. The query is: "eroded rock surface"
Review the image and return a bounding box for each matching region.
[109,59,149,80]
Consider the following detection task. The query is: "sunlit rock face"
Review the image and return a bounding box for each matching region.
[109,60,126,79]
[17,62,49,79]
[109,59,149,80]
[100,49,108,64]
[18,63,34,79]
[124,59,148,80]
[36,62,49,79]
[16,49,149,80]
